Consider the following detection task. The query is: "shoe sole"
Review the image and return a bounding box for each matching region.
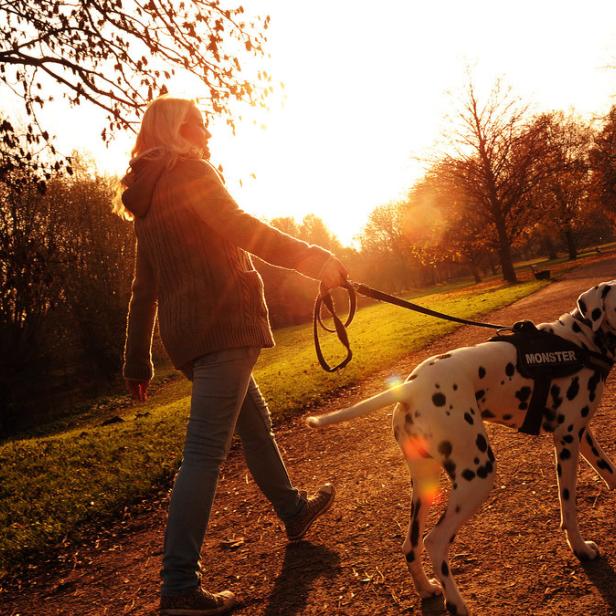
[287,486,336,542]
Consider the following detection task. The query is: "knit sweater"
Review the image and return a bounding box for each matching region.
[122,154,333,381]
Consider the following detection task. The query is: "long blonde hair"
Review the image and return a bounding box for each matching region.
[113,96,204,220]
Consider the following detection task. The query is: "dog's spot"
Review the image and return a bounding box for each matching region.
[518,402,528,411]
[444,459,456,479]
[579,299,587,314]
[450,534,456,543]
[601,285,611,298]
[503,414,512,420]
[500,380,505,385]
[591,308,603,321]
[563,435,574,444]
[567,424,573,433]
[476,465,488,479]
[438,441,453,457]
[410,518,420,547]
[560,448,571,461]
[585,432,593,446]
[455,505,461,513]
[543,422,555,433]
[545,409,557,421]
[470,407,475,415]
[446,601,459,614]
[597,459,614,473]
[432,392,446,407]
[405,550,415,563]
[572,322,582,333]
[551,385,563,409]
[592,445,600,456]
[506,363,515,377]
[429,361,435,366]
[566,377,580,401]
[438,353,452,360]
[475,389,485,401]
[407,374,417,381]
[405,413,414,427]
[578,427,586,440]
[482,409,495,418]
[581,406,590,418]
[464,412,474,425]
[487,446,495,462]
[476,434,488,452]
[562,488,570,500]
[453,482,458,490]
[479,366,486,379]
[485,460,493,474]
[557,414,565,425]
[435,383,440,388]
[516,386,531,402]
[453,383,458,391]
[441,562,450,576]
[462,469,475,481]
[474,457,480,464]
[557,462,562,477]
[588,371,601,402]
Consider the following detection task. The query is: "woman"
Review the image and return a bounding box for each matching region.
[116,95,348,616]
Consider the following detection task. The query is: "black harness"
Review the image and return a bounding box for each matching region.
[489,320,613,435]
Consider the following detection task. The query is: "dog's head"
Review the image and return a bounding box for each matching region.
[576,280,616,333]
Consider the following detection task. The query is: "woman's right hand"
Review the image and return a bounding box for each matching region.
[126,379,149,402]
[319,256,349,291]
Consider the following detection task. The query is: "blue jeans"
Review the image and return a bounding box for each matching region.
[161,346,305,595]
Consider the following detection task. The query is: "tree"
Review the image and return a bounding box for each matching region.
[442,81,551,282]
[590,106,616,222]
[0,1,272,175]
[534,112,593,260]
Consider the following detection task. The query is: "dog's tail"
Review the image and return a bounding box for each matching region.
[306,382,412,428]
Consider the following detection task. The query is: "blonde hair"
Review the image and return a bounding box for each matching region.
[113,96,204,220]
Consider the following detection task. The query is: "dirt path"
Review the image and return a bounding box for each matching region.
[5,258,616,616]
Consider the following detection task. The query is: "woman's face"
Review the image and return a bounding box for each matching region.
[180,107,212,158]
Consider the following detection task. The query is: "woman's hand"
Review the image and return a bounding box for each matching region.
[126,379,149,402]
[319,256,349,291]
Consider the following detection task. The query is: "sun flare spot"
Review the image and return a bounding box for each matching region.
[402,435,430,460]
[386,374,403,389]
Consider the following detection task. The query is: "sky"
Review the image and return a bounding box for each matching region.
[11,0,616,246]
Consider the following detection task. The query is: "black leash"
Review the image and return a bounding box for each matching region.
[313,280,506,371]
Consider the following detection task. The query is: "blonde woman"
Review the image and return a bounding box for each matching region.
[117,96,347,615]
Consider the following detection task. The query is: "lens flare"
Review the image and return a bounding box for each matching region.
[402,435,430,460]
[386,374,403,388]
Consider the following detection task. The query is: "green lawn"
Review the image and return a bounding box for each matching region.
[0,278,546,577]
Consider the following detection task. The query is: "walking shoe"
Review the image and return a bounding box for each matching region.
[285,483,335,541]
[160,586,236,615]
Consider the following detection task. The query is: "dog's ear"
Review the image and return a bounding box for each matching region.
[577,282,614,332]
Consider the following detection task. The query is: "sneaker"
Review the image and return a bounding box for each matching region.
[160,586,236,615]
[285,483,335,541]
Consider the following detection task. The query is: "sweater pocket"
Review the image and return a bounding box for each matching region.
[237,270,268,318]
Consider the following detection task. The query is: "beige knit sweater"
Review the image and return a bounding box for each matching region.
[122,154,332,381]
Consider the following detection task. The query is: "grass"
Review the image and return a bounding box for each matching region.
[0,277,547,577]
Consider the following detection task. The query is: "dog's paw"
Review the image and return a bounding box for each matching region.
[418,578,442,598]
[574,541,600,561]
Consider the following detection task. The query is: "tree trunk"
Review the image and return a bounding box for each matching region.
[494,216,517,283]
[563,227,577,260]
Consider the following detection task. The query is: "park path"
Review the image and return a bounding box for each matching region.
[4,256,616,616]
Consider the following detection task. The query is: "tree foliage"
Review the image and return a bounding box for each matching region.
[0,0,272,176]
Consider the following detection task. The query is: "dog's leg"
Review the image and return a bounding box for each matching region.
[402,458,443,599]
[553,433,600,560]
[424,428,496,616]
[579,427,616,490]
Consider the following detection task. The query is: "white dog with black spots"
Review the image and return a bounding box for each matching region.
[308,281,616,615]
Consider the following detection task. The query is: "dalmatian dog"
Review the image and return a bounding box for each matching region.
[307,281,616,615]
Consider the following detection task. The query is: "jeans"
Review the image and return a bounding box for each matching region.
[161,346,305,595]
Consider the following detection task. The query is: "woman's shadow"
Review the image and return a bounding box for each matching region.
[262,541,341,616]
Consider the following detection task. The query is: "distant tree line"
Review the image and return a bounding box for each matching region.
[2,94,616,435]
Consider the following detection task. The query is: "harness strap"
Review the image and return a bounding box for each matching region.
[519,378,551,435]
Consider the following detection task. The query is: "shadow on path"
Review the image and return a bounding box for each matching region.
[582,557,616,609]
[261,541,341,616]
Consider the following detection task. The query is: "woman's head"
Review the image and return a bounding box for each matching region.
[114,96,211,220]
[131,96,211,160]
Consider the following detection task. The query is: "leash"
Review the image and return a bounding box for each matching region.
[313,280,506,372]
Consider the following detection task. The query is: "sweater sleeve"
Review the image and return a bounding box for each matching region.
[178,159,333,279]
[122,238,158,381]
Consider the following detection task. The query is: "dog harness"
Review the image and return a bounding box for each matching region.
[489,320,613,435]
